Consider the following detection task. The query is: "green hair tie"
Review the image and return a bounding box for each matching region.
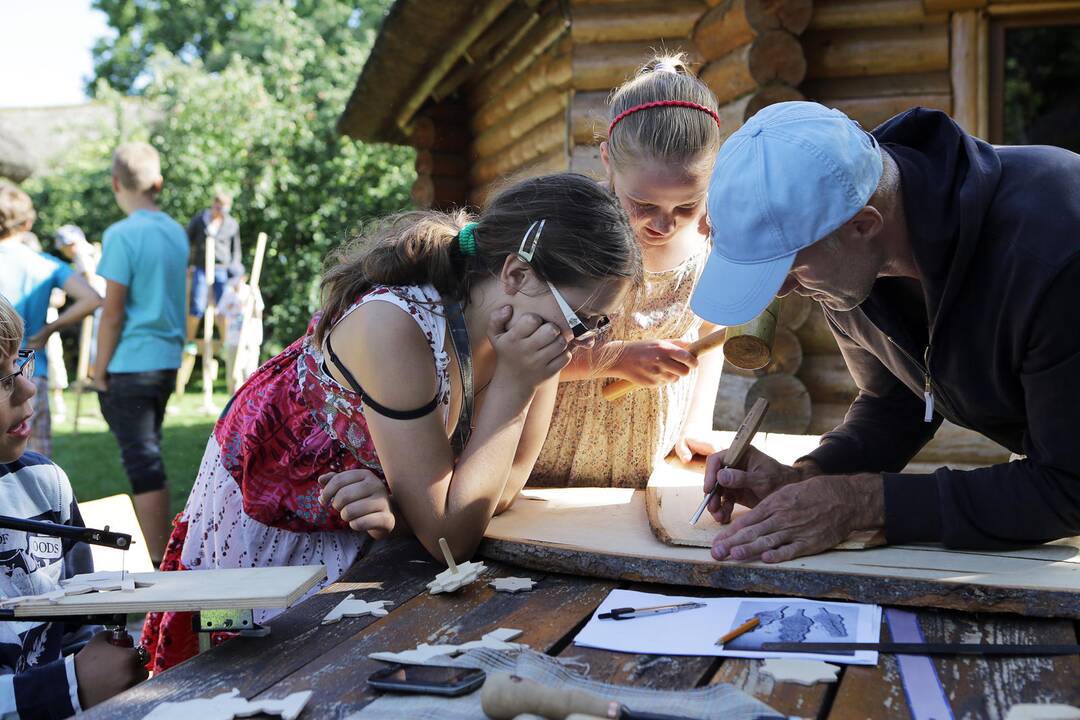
[457,222,479,256]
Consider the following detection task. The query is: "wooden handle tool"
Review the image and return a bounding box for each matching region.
[690,397,769,525]
[481,672,699,719]
[602,328,727,402]
[482,673,614,719]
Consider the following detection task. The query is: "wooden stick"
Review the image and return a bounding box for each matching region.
[229,232,268,395]
[201,237,216,413]
[437,537,459,574]
[716,616,761,646]
[602,327,727,402]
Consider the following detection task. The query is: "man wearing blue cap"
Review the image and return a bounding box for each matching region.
[691,102,1080,562]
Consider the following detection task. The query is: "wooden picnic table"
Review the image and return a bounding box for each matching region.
[85,536,1080,719]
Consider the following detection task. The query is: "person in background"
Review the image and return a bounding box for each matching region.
[55,224,106,370]
[92,142,188,565]
[186,191,242,344]
[0,294,147,716]
[531,55,726,489]
[0,184,101,456]
[217,266,264,393]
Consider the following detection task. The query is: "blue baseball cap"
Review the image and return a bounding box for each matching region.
[690,101,883,326]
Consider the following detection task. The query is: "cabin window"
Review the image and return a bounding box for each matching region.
[990,16,1080,152]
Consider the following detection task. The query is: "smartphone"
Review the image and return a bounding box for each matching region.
[367,664,486,697]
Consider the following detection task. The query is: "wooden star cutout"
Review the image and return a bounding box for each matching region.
[320,594,392,624]
[760,658,840,685]
[426,560,485,594]
[489,577,535,593]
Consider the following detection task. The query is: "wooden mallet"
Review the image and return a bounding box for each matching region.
[601,298,782,403]
[601,328,726,402]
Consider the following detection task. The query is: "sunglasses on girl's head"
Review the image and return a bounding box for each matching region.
[0,350,34,402]
[517,220,612,344]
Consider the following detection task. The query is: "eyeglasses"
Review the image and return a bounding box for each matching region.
[517,220,611,344]
[0,350,34,402]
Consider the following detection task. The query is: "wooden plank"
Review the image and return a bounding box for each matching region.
[950,9,990,139]
[802,71,952,101]
[820,92,951,129]
[570,1,705,43]
[710,657,833,718]
[12,565,327,616]
[481,488,1080,618]
[810,0,947,29]
[573,41,703,91]
[829,609,1080,717]
[803,25,949,79]
[645,456,884,550]
[81,539,438,719]
[248,567,616,719]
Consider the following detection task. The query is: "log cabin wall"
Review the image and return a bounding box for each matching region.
[799,0,952,129]
[410,100,471,208]
[465,1,572,207]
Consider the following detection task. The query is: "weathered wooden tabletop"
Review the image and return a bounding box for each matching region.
[84,537,1080,719]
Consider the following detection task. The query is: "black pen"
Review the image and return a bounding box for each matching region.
[597,601,707,620]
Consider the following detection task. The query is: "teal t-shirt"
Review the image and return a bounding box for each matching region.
[0,242,73,380]
[97,210,189,373]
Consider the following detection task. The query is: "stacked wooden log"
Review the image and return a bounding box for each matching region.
[714,293,814,434]
[693,0,814,141]
[799,0,952,129]
[467,2,572,206]
[410,102,472,209]
[567,0,708,179]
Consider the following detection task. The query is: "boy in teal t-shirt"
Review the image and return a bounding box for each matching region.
[92,142,188,564]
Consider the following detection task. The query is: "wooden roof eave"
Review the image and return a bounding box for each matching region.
[337,0,521,144]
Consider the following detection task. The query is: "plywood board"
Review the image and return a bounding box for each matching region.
[9,565,327,617]
[79,493,156,574]
[645,456,884,550]
[481,489,1080,619]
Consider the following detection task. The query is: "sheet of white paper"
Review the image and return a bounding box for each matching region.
[574,589,881,665]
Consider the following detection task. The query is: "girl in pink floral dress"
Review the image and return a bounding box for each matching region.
[142,173,641,670]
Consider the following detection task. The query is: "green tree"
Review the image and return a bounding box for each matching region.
[30,0,415,350]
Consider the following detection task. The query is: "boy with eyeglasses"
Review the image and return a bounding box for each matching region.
[0,294,147,717]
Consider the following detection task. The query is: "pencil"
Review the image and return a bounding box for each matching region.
[715,616,760,646]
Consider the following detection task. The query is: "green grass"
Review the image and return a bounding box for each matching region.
[50,387,233,515]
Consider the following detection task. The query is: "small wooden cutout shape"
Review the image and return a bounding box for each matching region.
[760,658,840,685]
[1004,705,1080,720]
[489,577,535,593]
[320,594,392,624]
[426,537,485,594]
[142,688,313,720]
[369,628,525,664]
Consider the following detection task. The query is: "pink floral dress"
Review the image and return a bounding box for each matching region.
[141,285,452,671]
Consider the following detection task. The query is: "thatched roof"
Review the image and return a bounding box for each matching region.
[0,126,35,183]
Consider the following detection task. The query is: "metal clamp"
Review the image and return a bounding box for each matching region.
[195,609,270,652]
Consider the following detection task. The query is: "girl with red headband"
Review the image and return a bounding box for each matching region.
[532,54,726,488]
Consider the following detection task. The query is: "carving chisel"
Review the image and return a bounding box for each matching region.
[690,397,769,525]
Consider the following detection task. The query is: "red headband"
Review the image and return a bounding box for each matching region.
[608,100,722,137]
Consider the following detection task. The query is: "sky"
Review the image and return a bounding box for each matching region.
[0,0,113,108]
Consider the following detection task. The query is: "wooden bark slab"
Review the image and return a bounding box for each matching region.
[10,565,327,616]
[481,488,1080,619]
[645,456,885,550]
